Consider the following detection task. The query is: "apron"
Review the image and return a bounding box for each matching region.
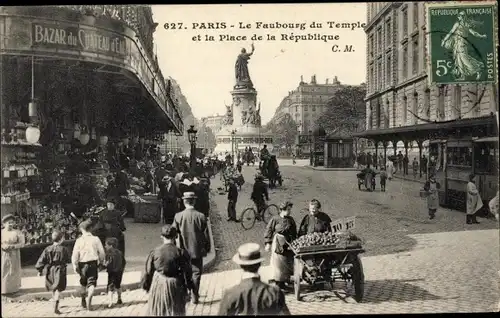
[269,234,293,282]
[467,182,483,215]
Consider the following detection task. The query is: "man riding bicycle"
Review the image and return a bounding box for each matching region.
[251,173,269,220]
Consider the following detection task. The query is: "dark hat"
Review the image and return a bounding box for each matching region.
[161,224,177,239]
[255,173,264,180]
[279,201,293,210]
[1,214,16,224]
[232,243,265,265]
[182,192,197,199]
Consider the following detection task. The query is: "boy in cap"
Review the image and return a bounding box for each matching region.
[71,219,106,311]
[35,229,71,314]
[103,237,126,308]
[218,243,290,315]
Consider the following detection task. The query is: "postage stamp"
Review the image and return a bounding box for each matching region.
[426,2,498,85]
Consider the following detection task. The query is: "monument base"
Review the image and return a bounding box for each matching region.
[214,128,274,154]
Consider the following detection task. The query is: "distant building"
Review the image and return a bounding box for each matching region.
[200,114,225,134]
[270,75,344,134]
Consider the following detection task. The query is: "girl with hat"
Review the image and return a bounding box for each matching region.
[141,225,194,316]
[264,201,297,290]
[1,214,25,294]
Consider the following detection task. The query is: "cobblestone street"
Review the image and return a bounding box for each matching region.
[2,166,499,316]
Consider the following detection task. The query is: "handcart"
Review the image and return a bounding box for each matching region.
[289,242,365,302]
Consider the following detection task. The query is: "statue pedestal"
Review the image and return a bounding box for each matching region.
[214,128,274,154]
[214,84,273,154]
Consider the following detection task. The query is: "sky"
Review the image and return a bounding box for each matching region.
[152,3,367,124]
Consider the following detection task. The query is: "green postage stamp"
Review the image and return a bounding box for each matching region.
[426,2,498,85]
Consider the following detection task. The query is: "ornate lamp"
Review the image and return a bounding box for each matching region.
[79,126,90,145]
[25,126,41,144]
[187,125,198,144]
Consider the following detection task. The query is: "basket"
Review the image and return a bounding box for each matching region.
[134,199,161,223]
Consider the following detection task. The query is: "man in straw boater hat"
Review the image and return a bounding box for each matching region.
[172,191,210,305]
[218,243,290,315]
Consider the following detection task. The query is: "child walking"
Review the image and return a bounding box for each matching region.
[379,167,388,192]
[35,229,71,314]
[104,237,126,307]
[71,220,106,311]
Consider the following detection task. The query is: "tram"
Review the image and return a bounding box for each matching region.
[430,137,498,211]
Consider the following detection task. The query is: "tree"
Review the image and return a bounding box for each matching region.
[316,85,366,136]
[269,113,298,152]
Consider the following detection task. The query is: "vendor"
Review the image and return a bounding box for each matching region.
[298,199,332,237]
[99,198,126,257]
[264,201,297,290]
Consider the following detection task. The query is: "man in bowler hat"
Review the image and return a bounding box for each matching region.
[172,192,210,304]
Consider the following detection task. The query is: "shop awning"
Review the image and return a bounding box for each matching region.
[353,115,497,141]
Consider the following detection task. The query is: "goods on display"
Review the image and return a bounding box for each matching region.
[290,231,362,252]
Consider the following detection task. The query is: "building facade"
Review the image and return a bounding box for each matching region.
[201,114,225,134]
[270,75,344,134]
[364,2,497,153]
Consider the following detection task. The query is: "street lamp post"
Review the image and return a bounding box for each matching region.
[231,129,237,166]
[309,130,313,166]
[187,125,198,168]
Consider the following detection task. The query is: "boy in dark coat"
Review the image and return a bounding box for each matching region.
[103,237,126,308]
[35,230,71,314]
[227,178,239,222]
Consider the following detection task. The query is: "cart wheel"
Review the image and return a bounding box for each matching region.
[240,207,256,230]
[263,204,279,223]
[350,255,365,303]
[293,258,302,301]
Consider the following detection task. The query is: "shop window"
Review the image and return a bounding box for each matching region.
[474,142,498,174]
[447,146,472,167]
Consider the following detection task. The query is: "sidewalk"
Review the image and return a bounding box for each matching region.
[5,212,217,302]
[306,165,359,171]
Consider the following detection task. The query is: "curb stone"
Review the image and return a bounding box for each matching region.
[3,218,218,303]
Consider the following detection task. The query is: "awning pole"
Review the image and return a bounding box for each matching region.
[31,56,35,101]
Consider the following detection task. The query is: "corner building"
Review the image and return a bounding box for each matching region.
[358,2,498,210]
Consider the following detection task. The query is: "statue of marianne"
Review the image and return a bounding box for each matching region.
[235,43,255,89]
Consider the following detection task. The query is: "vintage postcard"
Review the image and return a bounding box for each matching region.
[0,2,498,316]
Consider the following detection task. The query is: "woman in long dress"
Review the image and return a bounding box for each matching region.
[264,201,297,290]
[441,11,487,80]
[423,174,441,220]
[1,214,25,295]
[466,174,482,224]
[385,159,394,180]
[141,225,193,316]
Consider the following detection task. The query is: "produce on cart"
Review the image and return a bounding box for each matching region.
[288,226,365,302]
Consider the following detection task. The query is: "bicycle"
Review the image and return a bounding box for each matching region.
[240,202,279,230]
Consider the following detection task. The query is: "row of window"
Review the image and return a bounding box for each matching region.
[370,85,475,130]
[368,34,424,93]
